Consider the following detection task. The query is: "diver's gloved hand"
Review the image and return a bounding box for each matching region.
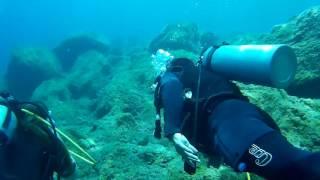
[172,133,200,166]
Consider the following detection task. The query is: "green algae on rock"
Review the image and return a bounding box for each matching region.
[237,82,320,151]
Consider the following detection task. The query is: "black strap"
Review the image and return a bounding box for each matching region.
[154,75,163,139]
[42,115,59,179]
[191,58,203,144]
[43,154,55,180]
[202,46,216,71]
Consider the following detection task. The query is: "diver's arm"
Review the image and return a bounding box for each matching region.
[161,73,200,165]
[160,73,184,138]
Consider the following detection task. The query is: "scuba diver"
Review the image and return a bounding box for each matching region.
[152,46,320,180]
[0,92,77,180]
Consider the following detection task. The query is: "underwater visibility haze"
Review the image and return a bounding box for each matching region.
[0,0,320,179]
[1,0,320,70]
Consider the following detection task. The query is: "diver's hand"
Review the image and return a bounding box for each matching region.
[172,133,200,166]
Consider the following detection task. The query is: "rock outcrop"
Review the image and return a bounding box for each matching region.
[54,35,109,71]
[149,23,201,53]
[6,47,60,100]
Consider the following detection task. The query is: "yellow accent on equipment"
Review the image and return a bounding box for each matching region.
[21,108,96,165]
[69,150,95,165]
[246,172,251,180]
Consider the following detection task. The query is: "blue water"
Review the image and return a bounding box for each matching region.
[0,0,319,73]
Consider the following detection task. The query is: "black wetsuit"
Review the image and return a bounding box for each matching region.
[0,101,76,180]
[158,66,320,179]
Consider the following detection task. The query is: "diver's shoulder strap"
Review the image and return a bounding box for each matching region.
[153,75,163,139]
[153,75,162,111]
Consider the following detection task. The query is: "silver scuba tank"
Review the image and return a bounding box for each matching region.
[0,105,18,145]
[202,45,297,88]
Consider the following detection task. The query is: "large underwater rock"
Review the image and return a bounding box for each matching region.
[232,6,320,98]
[0,75,6,91]
[54,35,109,71]
[32,51,112,109]
[200,32,219,49]
[149,23,201,53]
[5,47,61,100]
[149,23,219,54]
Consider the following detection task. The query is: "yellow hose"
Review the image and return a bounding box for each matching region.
[21,108,96,164]
[246,172,251,180]
[54,125,96,163]
[69,150,95,165]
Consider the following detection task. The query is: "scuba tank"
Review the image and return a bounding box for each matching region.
[202,44,297,88]
[0,105,18,145]
[0,92,18,146]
